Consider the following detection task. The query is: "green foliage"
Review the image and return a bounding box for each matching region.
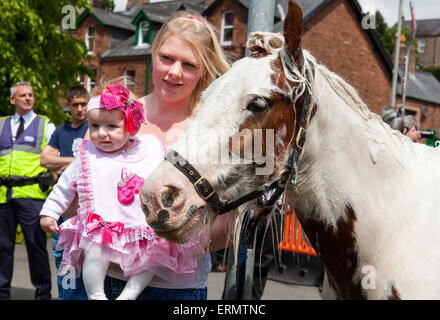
[99,0,115,11]
[374,10,417,61]
[15,224,25,245]
[0,0,93,125]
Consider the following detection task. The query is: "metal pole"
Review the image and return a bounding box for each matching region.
[390,0,403,111]
[223,0,276,300]
[242,1,276,297]
[245,0,276,56]
[400,0,417,118]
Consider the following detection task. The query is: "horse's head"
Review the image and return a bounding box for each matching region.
[140,1,314,243]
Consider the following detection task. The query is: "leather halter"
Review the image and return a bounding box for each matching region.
[165,57,315,221]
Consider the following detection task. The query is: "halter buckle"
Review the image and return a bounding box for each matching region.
[295,127,306,150]
[193,177,216,201]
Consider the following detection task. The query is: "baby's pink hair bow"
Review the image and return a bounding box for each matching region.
[100,83,145,133]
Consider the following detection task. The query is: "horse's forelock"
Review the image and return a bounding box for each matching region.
[246,32,285,57]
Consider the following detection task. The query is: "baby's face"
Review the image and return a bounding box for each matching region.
[88,108,131,153]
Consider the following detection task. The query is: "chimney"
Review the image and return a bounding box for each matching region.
[92,0,102,7]
[126,0,150,9]
[397,34,417,75]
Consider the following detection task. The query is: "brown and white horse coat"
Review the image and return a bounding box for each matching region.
[140,1,440,299]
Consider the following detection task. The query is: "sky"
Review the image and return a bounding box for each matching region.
[114,0,438,26]
[357,0,438,25]
[114,0,166,12]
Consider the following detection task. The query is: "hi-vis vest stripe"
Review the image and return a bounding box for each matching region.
[0,118,46,155]
[0,115,49,202]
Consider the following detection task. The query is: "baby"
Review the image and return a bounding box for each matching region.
[40,84,202,299]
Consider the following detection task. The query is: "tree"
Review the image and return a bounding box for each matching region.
[99,0,115,11]
[0,0,93,125]
[374,10,417,62]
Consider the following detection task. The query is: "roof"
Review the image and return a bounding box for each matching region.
[130,0,205,23]
[203,0,283,20]
[102,0,206,59]
[403,19,440,37]
[272,0,393,73]
[77,7,135,31]
[397,69,440,105]
[101,35,151,59]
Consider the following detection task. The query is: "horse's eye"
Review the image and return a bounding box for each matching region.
[247,97,270,113]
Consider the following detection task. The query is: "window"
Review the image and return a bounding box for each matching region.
[418,39,425,53]
[124,70,135,92]
[86,26,95,54]
[77,74,85,87]
[86,69,96,93]
[221,11,234,46]
[138,21,149,46]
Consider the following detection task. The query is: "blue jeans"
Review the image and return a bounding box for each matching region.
[104,276,207,300]
[52,217,88,300]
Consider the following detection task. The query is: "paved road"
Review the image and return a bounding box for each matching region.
[9,241,322,300]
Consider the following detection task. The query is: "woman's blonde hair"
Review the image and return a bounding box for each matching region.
[90,76,138,100]
[151,11,230,116]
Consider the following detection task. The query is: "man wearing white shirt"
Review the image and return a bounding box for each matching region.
[0,82,55,300]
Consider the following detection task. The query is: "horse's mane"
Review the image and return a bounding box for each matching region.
[247,32,421,155]
[304,51,433,165]
[237,31,435,263]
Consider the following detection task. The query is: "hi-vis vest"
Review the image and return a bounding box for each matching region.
[0,115,50,203]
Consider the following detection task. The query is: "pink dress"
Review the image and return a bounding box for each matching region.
[54,135,207,279]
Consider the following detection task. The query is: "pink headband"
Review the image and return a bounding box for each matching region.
[86,83,145,133]
[186,15,204,23]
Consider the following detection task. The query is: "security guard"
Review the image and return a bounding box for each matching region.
[0,82,56,300]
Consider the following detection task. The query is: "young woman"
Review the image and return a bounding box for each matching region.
[103,11,233,300]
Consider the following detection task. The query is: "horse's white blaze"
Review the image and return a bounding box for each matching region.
[172,54,278,188]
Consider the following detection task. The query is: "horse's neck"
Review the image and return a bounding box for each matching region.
[284,70,419,298]
[290,68,415,221]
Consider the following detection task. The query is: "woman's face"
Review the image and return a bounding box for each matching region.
[152,35,205,105]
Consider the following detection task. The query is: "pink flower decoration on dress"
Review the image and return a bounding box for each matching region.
[100,83,145,133]
[117,168,145,206]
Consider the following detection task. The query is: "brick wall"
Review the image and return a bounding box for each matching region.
[76,15,112,88]
[100,57,149,98]
[206,0,248,60]
[418,36,440,68]
[207,0,392,114]
[395,96,440,131]
[301,0,391,115]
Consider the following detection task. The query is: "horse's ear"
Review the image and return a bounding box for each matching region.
[283,1,303,64]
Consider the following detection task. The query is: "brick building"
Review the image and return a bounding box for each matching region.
[404,18,440,69]
[73,0,440,131]
[75,1,205,97]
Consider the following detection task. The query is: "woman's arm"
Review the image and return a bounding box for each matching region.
[208,210,235,252]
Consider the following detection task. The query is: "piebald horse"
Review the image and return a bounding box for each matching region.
[140,1,440,299]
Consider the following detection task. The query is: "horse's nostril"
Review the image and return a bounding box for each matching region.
[161,190,174,208]
[158,210,169,223]
[142,203,150,217]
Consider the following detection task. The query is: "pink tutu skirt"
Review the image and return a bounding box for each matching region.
[56,215,207,279]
